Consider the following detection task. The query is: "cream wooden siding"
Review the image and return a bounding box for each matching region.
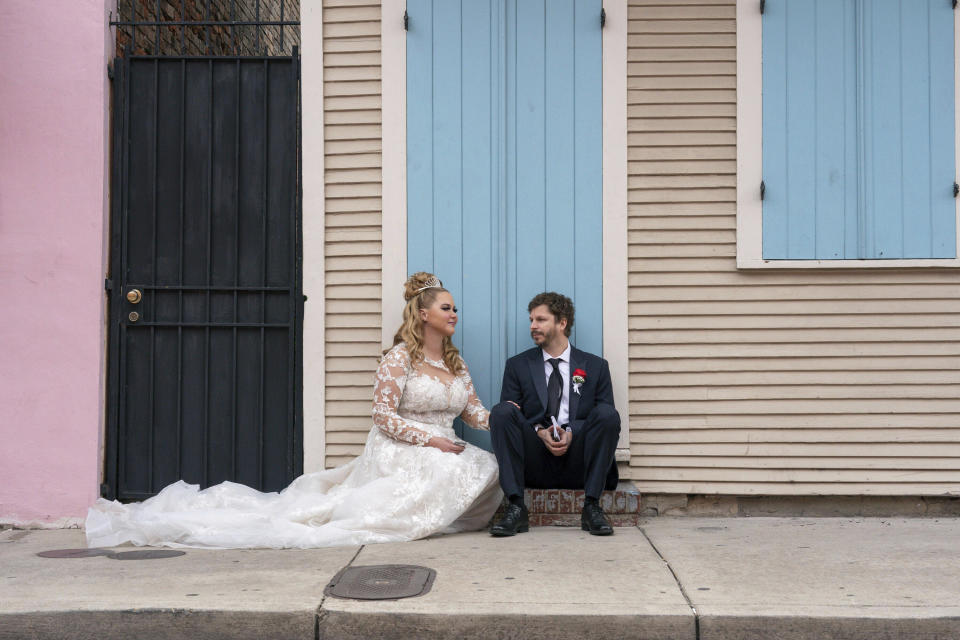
[627,0,960,495]
[323,0,382,468]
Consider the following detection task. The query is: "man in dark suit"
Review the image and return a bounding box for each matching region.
[489,292,620,536]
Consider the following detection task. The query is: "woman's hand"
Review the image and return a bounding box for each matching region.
[427,436,465,454]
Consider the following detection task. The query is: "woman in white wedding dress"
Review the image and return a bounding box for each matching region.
[86,272,502,549]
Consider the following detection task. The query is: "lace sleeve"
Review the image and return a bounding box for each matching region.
[458,362,490,431]
[372,345,432,446]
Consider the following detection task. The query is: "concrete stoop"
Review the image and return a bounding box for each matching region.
[493,482,641,526]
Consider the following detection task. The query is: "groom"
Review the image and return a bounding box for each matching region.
[489,292,620,536]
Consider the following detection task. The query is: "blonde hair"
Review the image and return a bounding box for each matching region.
[387,272,464,375]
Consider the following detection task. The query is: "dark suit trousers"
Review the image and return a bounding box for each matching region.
[489,402,620,500]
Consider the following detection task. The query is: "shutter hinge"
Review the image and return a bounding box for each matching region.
[600,7,606,28]
[760,180,766,200]
[403,10,409,30]
[954,0,957,10]
[953,182,958,197]
[105,278,113,292]
[107,63,114,80]
[760,0,766,14]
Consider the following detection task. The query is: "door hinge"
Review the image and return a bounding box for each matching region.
[953,182,958,197]
[600,8,606,28]
[404,10,409,30]
[954,0,957,10]
[760,180,766,200]
[105,278,113,291]
[107,63,114,80]
[100,483,111,497]
[760,0,766,14]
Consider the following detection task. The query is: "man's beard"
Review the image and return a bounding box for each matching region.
[531,329,553,344]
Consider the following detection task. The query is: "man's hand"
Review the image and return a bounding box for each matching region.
[507,401,521,411]
[537,427,571,457]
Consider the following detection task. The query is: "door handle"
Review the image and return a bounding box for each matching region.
[126,289,142,304]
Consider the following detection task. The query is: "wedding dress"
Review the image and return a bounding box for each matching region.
[85,343,502,549]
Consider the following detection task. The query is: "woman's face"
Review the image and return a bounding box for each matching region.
[420,291,458,338]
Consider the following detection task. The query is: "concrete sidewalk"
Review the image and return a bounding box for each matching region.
[1,518,958,639]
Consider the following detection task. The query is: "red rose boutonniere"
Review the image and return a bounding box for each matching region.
[572,368,587,395]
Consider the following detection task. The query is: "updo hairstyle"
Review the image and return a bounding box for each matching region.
[387,272,464,374]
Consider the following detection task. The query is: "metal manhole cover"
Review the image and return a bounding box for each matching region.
[108,550,186,560]
[37,549,114,558]
[325,564,436,600]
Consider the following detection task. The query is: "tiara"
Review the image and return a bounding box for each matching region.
[414,276,443,293]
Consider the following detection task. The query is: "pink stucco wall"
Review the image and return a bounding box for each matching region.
[0,0,111,523]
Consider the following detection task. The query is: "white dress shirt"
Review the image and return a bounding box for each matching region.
[542,343,571,426]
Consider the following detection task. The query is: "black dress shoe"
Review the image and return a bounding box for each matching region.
[581,501,614,536]
[490,503,529,537]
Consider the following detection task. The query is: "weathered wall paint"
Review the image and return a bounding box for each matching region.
[0,0,112,523]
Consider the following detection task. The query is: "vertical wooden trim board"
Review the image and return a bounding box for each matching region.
[381,0,406,350]
[603,0,631,456]
[301,1,326,472]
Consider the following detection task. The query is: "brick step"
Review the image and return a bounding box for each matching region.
[494,482,640,527]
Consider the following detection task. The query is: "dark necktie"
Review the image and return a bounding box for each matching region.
[546,358,562,423]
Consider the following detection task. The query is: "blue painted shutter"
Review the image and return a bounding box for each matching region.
[762,0,956,260]
[406,0,603,446]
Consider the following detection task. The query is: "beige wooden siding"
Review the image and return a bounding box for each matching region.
[323,0,382,468]
[627,0,960,495]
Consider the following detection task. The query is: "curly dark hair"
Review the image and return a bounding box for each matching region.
[527,292,575,337]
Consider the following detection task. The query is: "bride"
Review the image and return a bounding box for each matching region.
[86,273,503,548]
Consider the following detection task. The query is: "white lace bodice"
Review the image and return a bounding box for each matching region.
[372,343,490,446]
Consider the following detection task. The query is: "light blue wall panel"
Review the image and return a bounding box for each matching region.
[407,0,499,449]
[406,0,435,270]
[407,0,603,446]
[507,0,603,358]
[512,0,548,355]
[762,0,789,257]
[431,0,464,286]
[866,0,905,258]
[784,0,817,258]
[863,0,956,259]
[929,0,958,258]
[763,0,857,259]
[459,0,499,450]
[816,0,858,259]
[572,0,603,355]
[763,0,955,260]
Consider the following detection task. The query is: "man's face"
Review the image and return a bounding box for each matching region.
[529,304,566,346]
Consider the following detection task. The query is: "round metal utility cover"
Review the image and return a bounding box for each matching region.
[108,550,186,560]
[325,564,436,600]
[36,549,114,559]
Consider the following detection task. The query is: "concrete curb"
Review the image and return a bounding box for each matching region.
[698,615,960,640]
[316,611,693,640]
[0,610,315,640]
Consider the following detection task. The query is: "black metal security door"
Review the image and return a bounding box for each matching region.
[105,52,302,500]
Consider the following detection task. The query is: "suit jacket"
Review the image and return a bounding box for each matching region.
[499,345,616,436]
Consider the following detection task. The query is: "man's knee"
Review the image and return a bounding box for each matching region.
[490,401,521,430]
[588,404,620,432]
